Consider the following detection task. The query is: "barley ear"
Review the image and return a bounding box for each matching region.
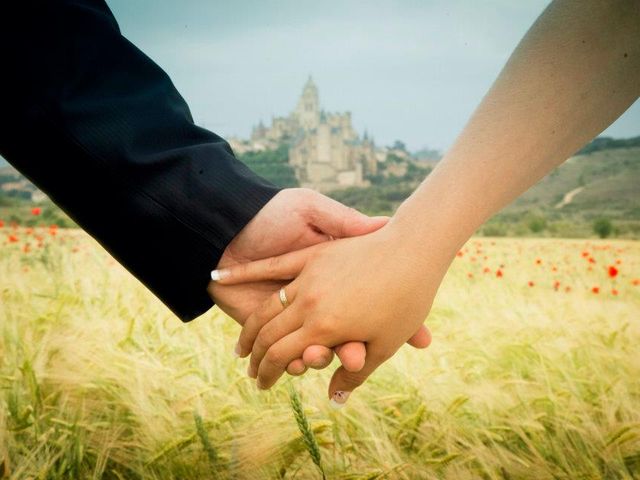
[288,386,326,479]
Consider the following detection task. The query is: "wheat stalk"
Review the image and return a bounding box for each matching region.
[288,386,326,479]
[194,412,221,478]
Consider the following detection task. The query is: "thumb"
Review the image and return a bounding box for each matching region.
[328,350,389,408]
[307,192,388,238]
[406,324,432,349]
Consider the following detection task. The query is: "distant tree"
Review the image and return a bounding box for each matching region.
[593,218,613,238]
[391,140,407,152]
[237,145,299,188]
[577,135,640,155]
[527,215,547,233]
[386,153,404,164]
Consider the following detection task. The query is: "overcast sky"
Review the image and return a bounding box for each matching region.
[107,0,639,152]
[1,0,638,167]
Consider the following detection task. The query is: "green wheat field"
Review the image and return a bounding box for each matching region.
[1,227,639,479]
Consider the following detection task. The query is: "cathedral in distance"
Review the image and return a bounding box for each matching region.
[231,77,387,192]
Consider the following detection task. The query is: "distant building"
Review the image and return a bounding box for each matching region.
[250,77,378,191]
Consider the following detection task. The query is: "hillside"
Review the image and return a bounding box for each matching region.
[485,146,640,237]
[511,147,640,216]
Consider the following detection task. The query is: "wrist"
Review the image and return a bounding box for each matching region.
[388,168,480,274]
[384,212,457,281]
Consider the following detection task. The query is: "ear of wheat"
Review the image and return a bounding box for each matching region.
[288,386,327,480]
[193,412,222,479]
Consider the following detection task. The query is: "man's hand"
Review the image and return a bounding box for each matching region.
[208,188,431,375]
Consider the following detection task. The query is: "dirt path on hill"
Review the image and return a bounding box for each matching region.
[555,186,584,208]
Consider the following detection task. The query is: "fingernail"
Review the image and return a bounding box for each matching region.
[329,391,350,409]
[256,378,266,390]
[233,343,242,358]
[210,269,230,281]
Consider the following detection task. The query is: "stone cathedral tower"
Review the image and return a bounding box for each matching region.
[294,76,320,131]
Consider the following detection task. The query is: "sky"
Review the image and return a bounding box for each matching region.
[1,0,638,166]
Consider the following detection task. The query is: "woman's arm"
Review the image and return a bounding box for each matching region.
[212,0,640,403]
[395,0,639,270]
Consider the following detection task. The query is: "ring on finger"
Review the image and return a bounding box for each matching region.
[279,287,289,309]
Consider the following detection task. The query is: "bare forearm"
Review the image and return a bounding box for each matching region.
[393,0,639,267]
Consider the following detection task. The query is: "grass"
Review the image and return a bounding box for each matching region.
[1,228,639,478]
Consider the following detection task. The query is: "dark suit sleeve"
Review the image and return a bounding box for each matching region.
[0,0,280,321]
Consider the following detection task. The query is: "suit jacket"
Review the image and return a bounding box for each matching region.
[0,0,280,321]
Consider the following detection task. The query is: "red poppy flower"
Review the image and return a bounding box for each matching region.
[581,251,589,257]
[553,280,561,290]
[496,269,503,278]
[588,257,596,264]
[607,266,618,278]
[8,234,19,243]
[632,279,640,286]
[535,259,542,265]
[0,220,4,228]
[611,289,619,296]
[591,286,600,294]
[31,207,41,216]
[483,267,491,274]
[528,281,535,287]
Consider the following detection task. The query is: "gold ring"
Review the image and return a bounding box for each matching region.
[279,287,289,308]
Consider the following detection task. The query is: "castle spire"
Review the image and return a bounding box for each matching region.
[302,74,318,95]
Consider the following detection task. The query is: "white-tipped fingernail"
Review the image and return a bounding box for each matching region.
[330,391,350,409]
[210,269,230,281]
[233,343,242,358]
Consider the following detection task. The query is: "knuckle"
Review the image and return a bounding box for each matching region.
[298,187,316,200]
[346,206,359,217]
[311,318,335,339]
[254,333,271,353]
[266,256,280,275]
[255,308,273,327]
[237,262,249,277]
[240,319,258,342]
[301,292,320,309]
[265,348,287,368]
[338,369,369,387]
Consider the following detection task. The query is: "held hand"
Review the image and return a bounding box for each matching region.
[211,222,443,404]
[208,188,430,376]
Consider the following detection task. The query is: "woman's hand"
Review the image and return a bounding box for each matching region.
[211,222,444,405]
[208,188,431,377]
